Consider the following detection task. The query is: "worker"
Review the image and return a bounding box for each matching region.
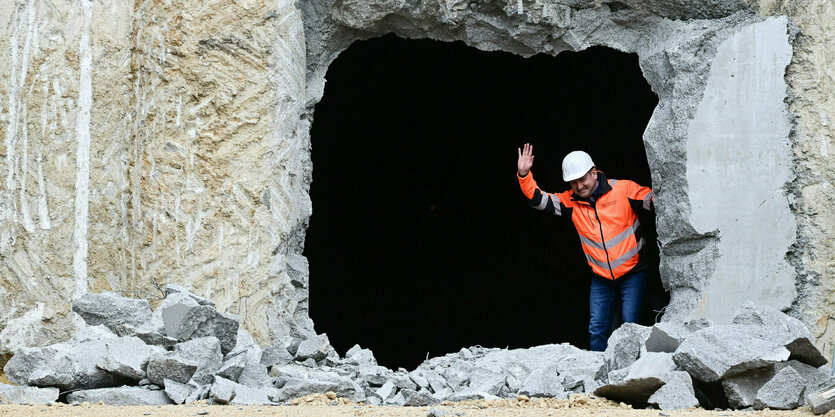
[516,143,654,351]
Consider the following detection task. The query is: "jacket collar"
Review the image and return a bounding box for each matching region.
[570,171,612,203]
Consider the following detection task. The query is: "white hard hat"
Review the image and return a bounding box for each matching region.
[562,150,595,182]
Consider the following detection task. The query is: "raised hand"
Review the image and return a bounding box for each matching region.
[517,143,534,176]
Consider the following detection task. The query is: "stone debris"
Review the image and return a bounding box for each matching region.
[71,293,153,334]
[97,336,164,381]
[0,384,59,404]
[66,386,174,405]
[2,291,825,411]
[752,366,807,410]
[604,323,653,373]
[646,371,699,410]
[672,325,791,382]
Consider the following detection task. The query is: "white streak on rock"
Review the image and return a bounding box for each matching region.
[36,152,50,229]
[20,106,34,233]
[73,0,93,298]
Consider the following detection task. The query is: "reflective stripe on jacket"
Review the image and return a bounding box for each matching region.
[518,170,654,280]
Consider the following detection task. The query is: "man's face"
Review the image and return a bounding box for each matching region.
[569,168,598,199]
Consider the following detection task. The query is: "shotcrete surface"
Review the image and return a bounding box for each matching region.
[0,402,817,417]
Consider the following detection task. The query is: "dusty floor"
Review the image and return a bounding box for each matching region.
[0,394,823,417]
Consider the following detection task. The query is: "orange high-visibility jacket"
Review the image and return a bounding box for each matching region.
[518,170,654,280]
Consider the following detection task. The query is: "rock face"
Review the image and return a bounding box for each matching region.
[0,0,829,359]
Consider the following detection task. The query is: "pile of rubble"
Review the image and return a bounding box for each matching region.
[0,287,831,411]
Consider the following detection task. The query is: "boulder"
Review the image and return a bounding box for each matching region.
[210,376,237,403]
[261,345,293,368]
[593,376,665,407]
[277,375,365,402]
[645,323,691,353]
[345,344,377,366]
[97,336,164,381]
[233,345,271,388]
[173,337,222,385]
[721,365,775,408]
[753,366,806,410]
[517,365,567,398]
[160,293,239,355]
[604,323,652,372]
[66,386,174,405]
[625,352,677,380]
[672,325,790,382]
[647,371,698,410]
[0,384,59,404]
[145,352,198,386]
[163,379,196,404]
[294,333,333,361]
[402,388,438,406]
[4,326,122,390]
[71,292,152,333]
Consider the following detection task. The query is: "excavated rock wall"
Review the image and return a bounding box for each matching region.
[0,0,833,360]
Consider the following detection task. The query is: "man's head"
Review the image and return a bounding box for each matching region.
[562,150,597,199]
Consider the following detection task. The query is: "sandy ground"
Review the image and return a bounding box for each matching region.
[0,394,824,417]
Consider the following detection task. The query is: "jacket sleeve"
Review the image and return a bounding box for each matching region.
[517,171,566,216]
[622,180,654,212]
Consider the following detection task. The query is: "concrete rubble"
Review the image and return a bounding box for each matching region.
[2,291,830,411]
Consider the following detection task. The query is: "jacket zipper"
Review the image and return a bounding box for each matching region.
[592,202,616,280]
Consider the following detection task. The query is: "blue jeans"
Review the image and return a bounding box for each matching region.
[589,269,647,351]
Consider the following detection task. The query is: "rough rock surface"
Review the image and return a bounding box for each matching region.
[66,386,174,405]
[0,0,828,363]
[753,366,807,410]
[672,325,791,382]
[0,384,59,405]
[647,371,699,410]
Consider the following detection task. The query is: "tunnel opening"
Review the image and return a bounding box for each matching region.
[305,34,664,370]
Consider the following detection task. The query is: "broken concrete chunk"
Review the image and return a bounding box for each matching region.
[97,335,164,381]
[753,366,806,410]
[229,384,272,405]
[645,322,691,353]
[784,337,828,367]
[0,384,59,404]
[217,351,248,382]
[604,323,652,371]
[210,376,238,404]
[277,375,365,402]
[66,386,174,405]
[71,292,153,333]
[593,376,665,407]
[165,304,240,355]
[732,302,810,340]
[294,333,333,362]
[4,326,121,390]
[163,379,195,404]
[345,344,377,366]
[145,352,198,386]
[446,390,500,402]
[672,325,790,382]
[402,388,438,406]
[359,364,390,386]
[518,365,567,398]
[174,336,222,385]
[376,380,397,401]
[625,352,676,380]
[647,371,698,410]
[235,345,271,388]
[261,345,293,368]
[722,365,775,409]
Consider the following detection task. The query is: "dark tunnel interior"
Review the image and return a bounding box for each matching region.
[305,34,665,370]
